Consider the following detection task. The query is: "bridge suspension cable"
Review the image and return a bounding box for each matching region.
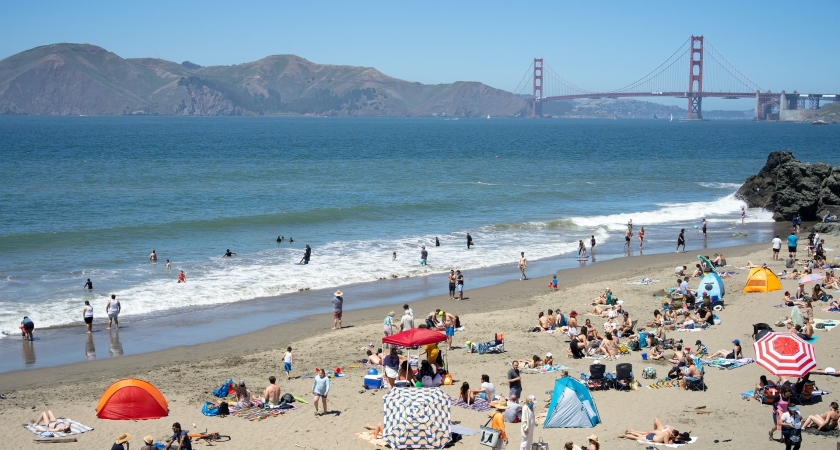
[703,39,763,93]
[607,37,691,94]
[513,61,534,96]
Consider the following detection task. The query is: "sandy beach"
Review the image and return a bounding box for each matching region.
[2,236,839,450]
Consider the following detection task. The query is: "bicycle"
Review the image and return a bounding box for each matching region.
[187,429,231,445]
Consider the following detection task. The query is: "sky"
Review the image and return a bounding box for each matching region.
[2,0,838,110]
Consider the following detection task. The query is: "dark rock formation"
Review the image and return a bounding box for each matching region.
[813,222,840,236]
[736,151,840,222]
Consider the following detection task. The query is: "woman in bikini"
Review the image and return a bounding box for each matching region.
[457,381,475,405]
[33,411,72,433]
[803,401,840,431]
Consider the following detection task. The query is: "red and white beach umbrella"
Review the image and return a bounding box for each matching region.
[753,332,816,377]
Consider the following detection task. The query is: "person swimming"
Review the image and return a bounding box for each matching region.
[223,249,236,257]
[277,235,284,242]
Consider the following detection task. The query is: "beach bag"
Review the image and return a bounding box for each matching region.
[629,339,641,352]
[643,367,656,379]
[281,393,295,404]
[617,343,630,354]
[217,402,229,416]
[201,401,219,417]
[479,417,501,447]
[213,378,233,398]
[531,437,549,450]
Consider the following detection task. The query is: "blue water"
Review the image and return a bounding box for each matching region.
[1,116,839,337]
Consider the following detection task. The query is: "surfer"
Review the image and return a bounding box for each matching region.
[302,245,311,264]
[149,250,157,261]
[466,233,473,249]
[677,229,686,253]
[223,249,236,257]
[83,278,93,290]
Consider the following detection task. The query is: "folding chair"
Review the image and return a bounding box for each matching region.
[614,363,633,391]
[582,363,611,390]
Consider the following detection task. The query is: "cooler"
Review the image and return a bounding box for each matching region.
[364,375,383,389]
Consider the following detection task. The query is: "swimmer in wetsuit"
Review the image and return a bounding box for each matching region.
[223,249,236,257]
[289,237,294,243]
[83,278,93,290]
[302,245,311,264]
[277,235,283,242]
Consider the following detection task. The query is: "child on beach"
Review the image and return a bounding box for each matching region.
[284,347,293,380]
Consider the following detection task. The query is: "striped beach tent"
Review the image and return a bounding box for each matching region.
[383,387,451,449]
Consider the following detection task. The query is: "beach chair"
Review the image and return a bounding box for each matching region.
[790,380,816,404]
[581,363,611,390]
[614,363,633,391]
[477,333,505,354]
[686,358,707,392]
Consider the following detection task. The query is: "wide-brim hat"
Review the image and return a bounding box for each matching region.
[587,434,599,442]
[388,311,395,316]
[334,290,343,297]
[144,435,154,445]
[492,398,510,410]
[115,433,131,444]
[569,310,578,317]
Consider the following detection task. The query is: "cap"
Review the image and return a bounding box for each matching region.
[546,352,552,357]
[239,380,245,386]
[594,359,601,365]
[732,339,740,345]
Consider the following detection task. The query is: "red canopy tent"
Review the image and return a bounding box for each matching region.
[382,328,446,347]
[383,328,448,373]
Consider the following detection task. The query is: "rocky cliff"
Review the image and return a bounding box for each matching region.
[736,151,840,222]
[0,44,529,117]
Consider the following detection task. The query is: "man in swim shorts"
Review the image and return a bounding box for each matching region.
[518,252,527,280]
[787,232,798,258]
[676,229,686,252]
[20,316,34,340]
[106,294,121,329]
[420,246,428,265]
[448,270,456,300]
[701,219,707,238]
[264,376,281,406]
[456,270,464,301]
[624,228,631,250]
[284,347,293,380]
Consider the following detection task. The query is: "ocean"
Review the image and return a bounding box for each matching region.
[1,116,838,351]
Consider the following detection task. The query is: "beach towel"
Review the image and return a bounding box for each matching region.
[647,379,680,389]
[637,436,699,447]
[676,328,704,332]
[450,397,493,412]
[626,279,661,285]
[822,307,840,314]
[803,427,840,438]
[356,431,388,447]
[806,336,819,344]
[740,389,755,398]
[700,358,754,370]
[450,424,479,436]
[814,318,840,331]
[231,404,296,421]
[522,364,571,374]
[23,419,93,438]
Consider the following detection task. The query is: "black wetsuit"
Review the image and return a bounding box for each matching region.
[303,246,311,264]
[83,280,93,290]
[466,235,473,249]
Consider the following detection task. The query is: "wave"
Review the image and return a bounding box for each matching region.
[698,182,743,190]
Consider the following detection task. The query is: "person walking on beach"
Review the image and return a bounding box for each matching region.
[507,360,522,398]
[312,368,330,416]
[519,252,528,280]
[332,290,343,330]
[456,270,464,301]
[772,234,783,260]
[82,300,93,333]
[590,235,596,253]
[284,347,293,380]
[222,249,236,257]
[624,227,631,250]
[448,270,456,300]
[677,229,686,253]
[106,294,121,329]
[83,278,93,290]
[701,219,707,238]
[466,233,473,249]
[638,227,645,249]
[149,250,157,261]
[520,395,536,450]
[400,309,414,332]
[420,246,428,265]
[787,231,798,258]
[302,245,311,265]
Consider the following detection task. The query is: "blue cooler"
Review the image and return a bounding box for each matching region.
[364,375,383,389]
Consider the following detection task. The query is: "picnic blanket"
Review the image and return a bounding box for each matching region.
[814,318,839,331]
[647,379,680,389]
[23,419,93,438]
[637,437,699,447]
[451,424,479,436]
[231,404,297,421]
[523,364,571,374]
[450,397,493,412]
[803,427,840,438]
[356,431,388,447]
[700,357,754,370]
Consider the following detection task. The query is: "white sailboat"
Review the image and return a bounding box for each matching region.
[487,114,491,119]
[670,114,673,122]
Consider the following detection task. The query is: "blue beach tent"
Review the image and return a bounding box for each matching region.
[543,377,600,428]
[697,272,725,300]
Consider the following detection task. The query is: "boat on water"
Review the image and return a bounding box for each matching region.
[670,114,673,122]
[812,119,829,125]
[486,114,490,119]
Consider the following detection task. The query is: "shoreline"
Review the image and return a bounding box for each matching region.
[0,238,772,391]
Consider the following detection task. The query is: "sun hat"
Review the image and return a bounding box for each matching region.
[527,395,536,402]
[569,310,578,317]
[588,434,599,442]
[144,436,154,445]
[493,398,510,410]
[388,311,395,316]
[732,339,740,345]
[115,433,131,444]
[334,290,343,297]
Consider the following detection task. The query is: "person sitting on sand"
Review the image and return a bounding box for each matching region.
[594,331,618,360]
[785,322,811,341]
[646,310,664,328]
[33,410,72,433]
[675,312,696,330]
[568,333,587,359]
[813,284,829,302]
[472,374,496,401]
[536,311,549,331]
[516,355,544,369]
[263,376,281,406]
[675,265,687,276]
[364,349,381,365]
[363,423,384,439]
[617,312,633,336]
[782,291,808,307]
[649,343,665,360]
[546,309,557,330]
[544,352,554,366]
[709,339,742,359]
[803,401,840,431]
[697,306,714,327]
[585,323,604,343]
[690,264,703,277]
[457,381,475,405]
[712,253,726,267]
[592,288,613,305]
[398,360,411,381]
[794,282,807,300]
[233,380,253,408]
[753,375,775,400]
[801,318,814,339]
[825,271,840,290]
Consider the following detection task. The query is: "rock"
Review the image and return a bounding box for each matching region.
[737,152,838,222]
[813,222,840,236]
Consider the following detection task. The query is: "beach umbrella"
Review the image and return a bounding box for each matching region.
[382,387,451,449]
[753,332,816,377]
[799,273,824,284]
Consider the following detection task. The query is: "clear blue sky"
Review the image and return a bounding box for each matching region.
[3,0,838,110]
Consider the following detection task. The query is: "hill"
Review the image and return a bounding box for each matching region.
[0,44,528,117]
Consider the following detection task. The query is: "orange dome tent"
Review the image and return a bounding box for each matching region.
[96,378,168,420]
[742,267,782,294]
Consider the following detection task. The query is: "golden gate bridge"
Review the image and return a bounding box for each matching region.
[514,36,838,121]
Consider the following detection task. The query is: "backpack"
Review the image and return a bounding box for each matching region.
[629,340,641,352]
[281,393,295,404]
[217,402,229,416]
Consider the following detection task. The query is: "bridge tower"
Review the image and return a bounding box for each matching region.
[532,58,543,117]
[687,35,704,120]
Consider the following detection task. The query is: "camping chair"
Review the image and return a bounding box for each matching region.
[477,333,505,354]
[614,363,633,391]
[581,363,611,390]
[790,380,817,404]
[760,385,780,405]
[686,357,707,391]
